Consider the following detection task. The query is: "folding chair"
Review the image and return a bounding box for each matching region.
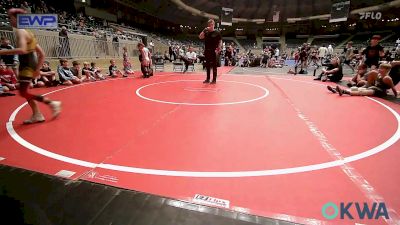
[173,59,184,72]
[154,58,164,72]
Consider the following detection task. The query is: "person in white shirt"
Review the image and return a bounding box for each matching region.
[178,46,185,59]
[275,48,280,59]
[327,45,334,58]
[149,40,154,53]
[318,44,328,64]
[137,42,152,78]
[183,46,197,73]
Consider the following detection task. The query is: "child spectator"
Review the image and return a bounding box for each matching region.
[122,47,134,77]
[109,59,122,78]
[0,62,18,92]
[39,61,57,86]
[0,83,16,96]
[82,62,96,81]
[90,62,105,80]
[58,59,82,85]
[31,76,45,88]
[328,63,397,98]
[70,61,80,78]
[347,64,368,87]
[72,61,94,81]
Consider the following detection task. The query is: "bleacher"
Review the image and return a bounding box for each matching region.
[350,32,393,50]
[380,33,399,49]
[237,39,256,51]
[286,38,307,49]
[311,35,350,48]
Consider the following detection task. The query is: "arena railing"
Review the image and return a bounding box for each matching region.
[0,29,140,59]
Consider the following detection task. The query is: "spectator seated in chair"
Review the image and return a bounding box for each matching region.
[163,50,171,62]
[182,46,196,73]
[153,55,165,72]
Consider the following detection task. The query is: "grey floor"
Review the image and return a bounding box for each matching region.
[0,165,300,225]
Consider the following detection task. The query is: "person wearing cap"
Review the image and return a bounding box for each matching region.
[0,8,61,124]
[362,35,385,69]
[199,19,222,84]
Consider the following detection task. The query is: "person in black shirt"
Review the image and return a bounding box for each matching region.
[109,59,122,78]
[199,19,222,84]
[389,61,400,86]
[59,26,71,58]
[112,35,119,57]
[39,61,57,86]
[362,35,385,69]
[0,37,18,76]
[168,44,174,62]
[224,45,233,66]
[298,45,308,74]
[314,57,343,82]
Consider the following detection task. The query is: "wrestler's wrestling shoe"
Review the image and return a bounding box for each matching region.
[327,86,337,93]
[49,101,62,118]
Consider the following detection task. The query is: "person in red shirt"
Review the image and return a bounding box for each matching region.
[0,62,18,91]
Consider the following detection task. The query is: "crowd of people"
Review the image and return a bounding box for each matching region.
[1,34,153,97]
[321,35,399,98]
[1,1,399,126]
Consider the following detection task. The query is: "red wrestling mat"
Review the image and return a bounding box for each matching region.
[1,71,400,224]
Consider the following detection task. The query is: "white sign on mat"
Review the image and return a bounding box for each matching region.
[55,170,76,178]
[193,194,230,209]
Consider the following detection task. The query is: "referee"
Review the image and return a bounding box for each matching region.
[199,19,222,84]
